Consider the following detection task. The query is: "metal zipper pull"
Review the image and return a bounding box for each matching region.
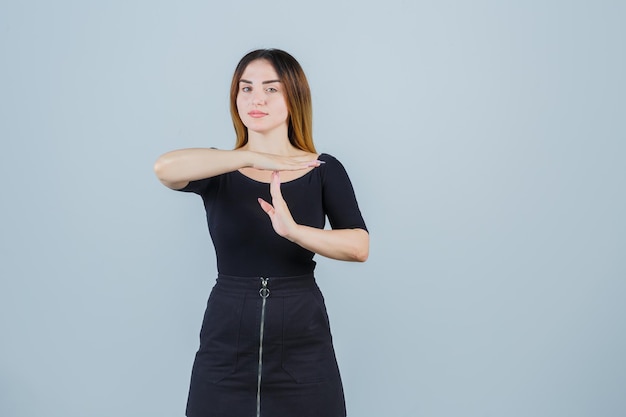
[259,278,270,299]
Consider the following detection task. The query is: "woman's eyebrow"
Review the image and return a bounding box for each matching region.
[239,79,281,84]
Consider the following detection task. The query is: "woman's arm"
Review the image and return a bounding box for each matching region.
[258,171,369,262]
[154,148,320,190]
[289,227,369,262]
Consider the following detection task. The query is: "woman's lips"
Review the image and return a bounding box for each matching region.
[248,110,268,118]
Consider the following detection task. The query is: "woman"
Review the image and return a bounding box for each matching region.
[154,48,369,417]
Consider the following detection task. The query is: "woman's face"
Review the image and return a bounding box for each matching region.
[236,59,289,136]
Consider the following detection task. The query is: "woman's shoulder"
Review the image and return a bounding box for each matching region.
[316,153,353,178]
[318,152,340,164]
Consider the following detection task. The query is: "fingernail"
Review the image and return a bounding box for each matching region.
[315,160,326,164]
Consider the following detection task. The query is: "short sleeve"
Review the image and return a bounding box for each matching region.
[176,176,218,196]
[320,154,368,232]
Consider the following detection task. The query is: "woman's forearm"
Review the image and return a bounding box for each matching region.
[288,226,369,262]
[154,148,252,189]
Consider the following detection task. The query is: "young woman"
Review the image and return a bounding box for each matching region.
[154,48,369,417]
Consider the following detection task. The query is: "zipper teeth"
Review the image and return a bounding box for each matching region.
[257,278,269,417]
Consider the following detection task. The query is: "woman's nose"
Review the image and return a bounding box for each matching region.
[252,92,266,105]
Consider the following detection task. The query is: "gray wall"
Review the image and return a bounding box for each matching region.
[1,1,625,416]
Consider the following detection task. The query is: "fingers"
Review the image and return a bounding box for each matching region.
[305,159,325,168]
[258,172,281,216]
[269,171,283,200]
[253,151,324,171]
[258,172,296,238]
[276,159,319,171]
[257,198,274,215]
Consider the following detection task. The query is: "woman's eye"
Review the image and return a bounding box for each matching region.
[266,87,278,93]
[242,86,251,92]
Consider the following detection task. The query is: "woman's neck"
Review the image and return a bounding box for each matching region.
[245,131,296,156]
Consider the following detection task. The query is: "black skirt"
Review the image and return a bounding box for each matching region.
[186,274,346,417]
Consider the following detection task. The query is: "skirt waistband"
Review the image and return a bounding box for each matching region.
[215,273,317,295]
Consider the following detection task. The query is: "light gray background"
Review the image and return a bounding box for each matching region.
[1,1,624,416]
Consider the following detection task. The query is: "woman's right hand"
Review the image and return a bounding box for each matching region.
[249,151,322,171]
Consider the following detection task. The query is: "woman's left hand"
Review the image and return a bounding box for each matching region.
[258,171,369,262]
[258,171,298,240]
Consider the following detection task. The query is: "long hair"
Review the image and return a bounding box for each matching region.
[229,49,316,153]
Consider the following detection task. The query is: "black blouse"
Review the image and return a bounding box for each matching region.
[179,153,367,277]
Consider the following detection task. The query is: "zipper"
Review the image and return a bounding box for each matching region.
[256,277,270,417]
